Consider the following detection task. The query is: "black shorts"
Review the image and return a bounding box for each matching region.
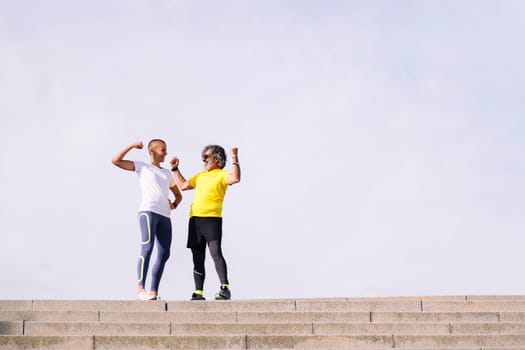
[187,217,223,249]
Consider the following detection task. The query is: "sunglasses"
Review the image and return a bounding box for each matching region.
[202,154,213,160]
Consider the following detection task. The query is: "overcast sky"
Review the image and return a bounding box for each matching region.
[1,1,524,301]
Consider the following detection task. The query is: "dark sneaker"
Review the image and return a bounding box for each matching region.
[215,285,231,300]
[191,292,206,301]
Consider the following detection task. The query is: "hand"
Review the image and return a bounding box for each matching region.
[170,156,180,168]
[230,147,238,156]
[132,141,143,149]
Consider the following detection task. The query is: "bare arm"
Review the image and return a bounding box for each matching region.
[169,185,183,210]
[169,156,193,191]
[112,141,143,171]
[228,147,241,185]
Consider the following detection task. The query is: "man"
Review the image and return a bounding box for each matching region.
[112,139,182,300]
[170,145,240,300]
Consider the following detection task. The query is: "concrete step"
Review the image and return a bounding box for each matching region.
[0,302,32,312]
[3,310,525,324]
[4,298,525,312]
[423,301,525,312]
[0,323,21,336]
[4,334,525,349]
[168,300,297,312]
[166,299,424,312]
[0,311,100,322]
[296,300,422,312]
[503,313,525,322]
[23,322,171,336]
[0,335,247,349]
[5,309,521,324]
[5,321,525,336]
[101,311,371,323]
[236,311,370,323]
[248,335,525,349]
[0,335,93,350]
[393,335,525,348]
[32,300,167,312]
[371,311,502,322]
[3,297,525,349]
[0,334,394,349]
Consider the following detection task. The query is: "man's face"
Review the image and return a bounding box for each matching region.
[150,142,167,163]
[202,149,218,170]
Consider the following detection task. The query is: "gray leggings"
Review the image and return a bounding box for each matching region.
[137,211,172,292]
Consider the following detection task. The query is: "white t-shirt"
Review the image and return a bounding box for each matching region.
[134,161,176,218]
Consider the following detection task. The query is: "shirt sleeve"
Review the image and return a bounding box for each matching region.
[222,170,230,185]
[134,161,144,173]
[188,172,200,188]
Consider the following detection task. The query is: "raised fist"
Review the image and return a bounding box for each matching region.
[170,156,180,169]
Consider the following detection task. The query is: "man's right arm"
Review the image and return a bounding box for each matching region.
[112,141,143,171]
[170,156,194,191]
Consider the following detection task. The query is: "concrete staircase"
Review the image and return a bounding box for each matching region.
[2,295,525,349]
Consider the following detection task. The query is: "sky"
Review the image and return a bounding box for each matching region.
[1,1,524,301]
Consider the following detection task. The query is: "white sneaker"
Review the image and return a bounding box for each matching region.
[137,291,160,300]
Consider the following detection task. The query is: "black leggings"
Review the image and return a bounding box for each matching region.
[192,240,229,291]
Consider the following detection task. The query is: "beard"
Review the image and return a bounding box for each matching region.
[204,159,215,170]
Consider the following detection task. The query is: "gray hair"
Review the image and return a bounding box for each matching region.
[203,144,227,169]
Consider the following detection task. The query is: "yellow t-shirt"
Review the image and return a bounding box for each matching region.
[188,169,230,217]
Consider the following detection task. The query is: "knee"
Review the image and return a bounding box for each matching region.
[209,246,223,260]
[210,251,222,260]
[140,244,154,257]
[192,256,205,270]
[160,250,170,262]
[155,245,170,262]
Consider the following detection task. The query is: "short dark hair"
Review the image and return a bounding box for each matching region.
[203,144,227,169]
[148,139,166,151]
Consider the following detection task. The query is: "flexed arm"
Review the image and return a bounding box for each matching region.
[169,184,183,210]
[170,156,193,191]
[228,147,241,185]
[112,141,143,171]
